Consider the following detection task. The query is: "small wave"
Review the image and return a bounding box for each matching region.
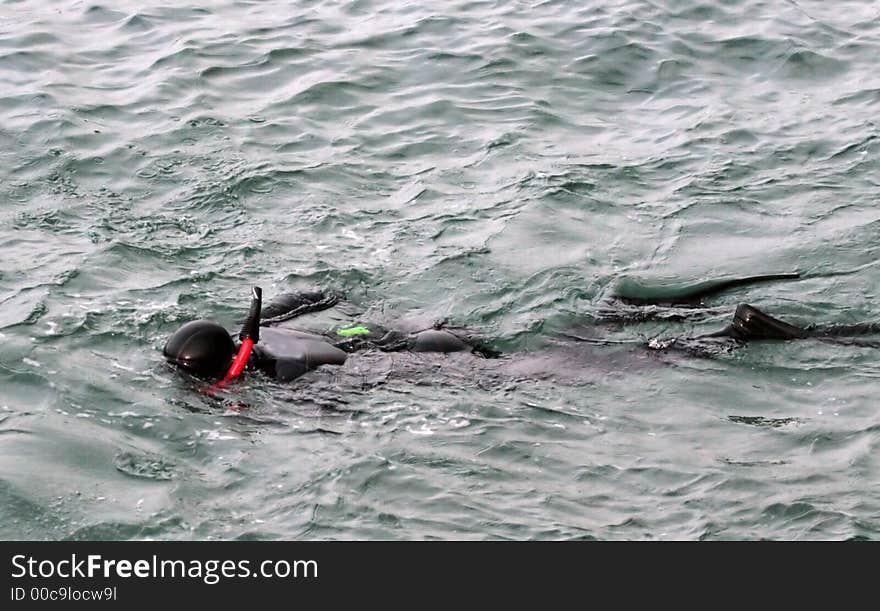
[113,450,177,481]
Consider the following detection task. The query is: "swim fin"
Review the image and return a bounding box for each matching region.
[709,304,808,341]
[614,273,801,306]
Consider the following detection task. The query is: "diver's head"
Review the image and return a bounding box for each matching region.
[163,320,235,378]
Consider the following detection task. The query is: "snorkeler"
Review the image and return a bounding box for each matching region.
[162,273,880,386]
[163,285,478,385]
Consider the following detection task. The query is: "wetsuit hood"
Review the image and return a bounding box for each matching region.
[163,319,235,377]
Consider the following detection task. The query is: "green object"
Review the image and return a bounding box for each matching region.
[336,325,371,337]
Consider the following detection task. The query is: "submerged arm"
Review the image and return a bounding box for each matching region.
[259,290,340,325]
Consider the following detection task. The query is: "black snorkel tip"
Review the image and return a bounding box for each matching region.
[240,286,262,343]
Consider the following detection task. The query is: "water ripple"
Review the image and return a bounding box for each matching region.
[2,0,880,540]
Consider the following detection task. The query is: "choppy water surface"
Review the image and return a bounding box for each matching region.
[2,0,879,540]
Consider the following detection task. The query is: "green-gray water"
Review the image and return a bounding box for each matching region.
[2,0,879,540]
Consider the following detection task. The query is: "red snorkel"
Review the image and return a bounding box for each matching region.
[202,286,262,393]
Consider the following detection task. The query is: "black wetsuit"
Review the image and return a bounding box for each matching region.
[235,290,476,381]
[233,274,880,382]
